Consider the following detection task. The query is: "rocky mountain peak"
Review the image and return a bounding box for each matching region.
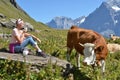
[106,0,120,6]
[46,0,120,36]
[10,0,28,15]
[46,16,86,29]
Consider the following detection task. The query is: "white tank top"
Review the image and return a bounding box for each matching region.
[10,28,23,43]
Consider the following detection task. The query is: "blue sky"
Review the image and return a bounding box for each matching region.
[16,0,105,23]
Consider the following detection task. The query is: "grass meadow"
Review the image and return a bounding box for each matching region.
[0,27,120,80]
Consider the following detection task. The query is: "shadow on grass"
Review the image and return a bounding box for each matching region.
[0,47,9,52]
[51,49,60,57]
[63,64,91,80]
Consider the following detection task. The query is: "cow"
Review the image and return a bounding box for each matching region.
[66,26,108,73]
[109,34,120,41]
[107,43,120,53]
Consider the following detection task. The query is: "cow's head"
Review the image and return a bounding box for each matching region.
[79,43,96,65]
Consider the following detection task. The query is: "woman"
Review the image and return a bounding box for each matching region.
[9,19,47,58]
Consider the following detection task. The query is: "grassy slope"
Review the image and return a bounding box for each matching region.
[0,0,49,29]
[0,0,68,55]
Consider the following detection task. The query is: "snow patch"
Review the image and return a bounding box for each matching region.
[80,18,85,23]
[112,5,120,12]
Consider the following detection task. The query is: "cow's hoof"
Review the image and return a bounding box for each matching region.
[77,67,81,70]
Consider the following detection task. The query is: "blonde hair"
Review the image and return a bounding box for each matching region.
[16,18,24,25]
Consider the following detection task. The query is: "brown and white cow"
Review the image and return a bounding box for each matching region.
[107,43,120,53]
[66,26,108,73]
[109,34,120,41]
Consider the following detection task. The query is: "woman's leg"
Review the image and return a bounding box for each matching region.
[14,36,46,57]
[14,36,37,53]
[23,36,47,57]
[21,36,42,51]
[14,44,22,53]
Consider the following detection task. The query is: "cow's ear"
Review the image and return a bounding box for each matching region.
[95,46,104,52]
[97,46,104,52]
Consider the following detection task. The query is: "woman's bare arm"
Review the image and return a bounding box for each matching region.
[24,33,41,43]
[14,33,25,43]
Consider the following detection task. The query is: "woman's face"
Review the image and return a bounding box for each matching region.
[16,19,24,29]
[19,22,24,28]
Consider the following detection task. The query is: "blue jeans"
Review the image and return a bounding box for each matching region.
[14,36,36,53]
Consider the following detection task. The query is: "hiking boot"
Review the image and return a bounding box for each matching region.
[36,51,47,58]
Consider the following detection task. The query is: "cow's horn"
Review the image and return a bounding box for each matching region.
[79,43,84,47]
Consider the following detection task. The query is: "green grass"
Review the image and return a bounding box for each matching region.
[1,29,120,80]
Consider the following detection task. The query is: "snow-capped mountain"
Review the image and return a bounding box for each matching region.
[80,0,120,36]
[46,16,73,29]
[107,0,120,7]
[74,16,86,26]
[46,0,120,36]
[46,16,85,29]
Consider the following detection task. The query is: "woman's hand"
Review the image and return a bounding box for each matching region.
[24,32,41,43]
[15,32,25,44]
[36,38,41,43]
[21,33,25,41]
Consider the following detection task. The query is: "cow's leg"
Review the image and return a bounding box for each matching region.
[66,47,72,61]
[76,52,80,68]
[100,60,105,74]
